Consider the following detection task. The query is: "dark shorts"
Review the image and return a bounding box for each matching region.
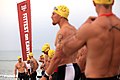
[30,71,37,80]
[18,72,26,80]
[86,75,118,80]
[117,74,120,80]
[57,63,81,80]
[52,72,58,80]
[80,72,86,80]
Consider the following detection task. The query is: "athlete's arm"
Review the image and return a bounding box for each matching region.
[48,33,64,72]
[63,23,92,56]
[14,64,17,78]
[40,34,64,80]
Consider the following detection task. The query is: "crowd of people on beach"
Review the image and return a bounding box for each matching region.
[14,52,39,80]
[14,0,120,80]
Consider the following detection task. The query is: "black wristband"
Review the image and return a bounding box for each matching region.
[43,72,49,79]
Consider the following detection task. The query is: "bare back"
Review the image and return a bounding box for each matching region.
[63,15,119,78]
[108,15,120,76]
[84,16,114,78]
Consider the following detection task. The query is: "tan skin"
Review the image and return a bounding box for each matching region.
[41,2,120,80]
[40,12,79,80]
[29,56,39,72]
[14,58,28,78]
[108,10,120,76]
[76,45,87,73]
[47,57,53,80]
[44,54,49,67]
[63,2,120,78]
[53,12,79,65]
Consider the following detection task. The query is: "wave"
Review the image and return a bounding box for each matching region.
[0,60,17,62]
[0,74,15,78]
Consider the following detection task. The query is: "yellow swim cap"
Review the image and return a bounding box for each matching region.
[27,57,30,61]
[93,0,113,4]
[40,53,45,59]
[29,52,33,56]
[54,5,69,19]
[17,56,21,59]
[42,43,50,52]
[48,49,55,59]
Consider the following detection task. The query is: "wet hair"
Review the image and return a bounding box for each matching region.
[102,4,111,9]
[97,4,111,9]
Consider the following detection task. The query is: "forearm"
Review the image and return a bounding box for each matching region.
[63,36,80,55]
[63,31,86,56]
[14,69,17,77]
[45,56,61,75]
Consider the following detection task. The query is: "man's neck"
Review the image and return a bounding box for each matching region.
[97,5,112,16]
[58,18,69,28]
[19,61,22,63]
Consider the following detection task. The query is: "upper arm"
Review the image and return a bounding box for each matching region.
[14,64,17,72]
[55,30,64,45]
[63,23,92,55]
[15,64,17,70]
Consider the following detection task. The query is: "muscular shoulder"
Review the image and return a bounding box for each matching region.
[32,58,38,64]
[15,63,18,67]
[111,15,120,28]
[76,18,107,41]
[22,62,26,65]
[56,25,76,43]
[77,22,94,40]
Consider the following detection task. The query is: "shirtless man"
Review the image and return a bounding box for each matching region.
[14,56,28,80]
[62,0,120,80]
[40,5,81,80]
[29,52,39,80]
[39,54,45,63]
[41,1,120,80]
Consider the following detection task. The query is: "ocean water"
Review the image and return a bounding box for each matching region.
[0,50,42,80]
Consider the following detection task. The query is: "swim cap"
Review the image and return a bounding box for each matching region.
[93,0,113,4]
[29,52,33,56]
[42,43,50,53]
[48,49,55,59]
[40,53,45,59]
[54,5,69,19]
[27,57,30,61]
[17,56,21,59]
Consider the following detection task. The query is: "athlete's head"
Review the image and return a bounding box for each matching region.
[93,0,114,13]
[29,52,33,58]
[42,43,50,54]
[27,57,30,61]
[51,5,69,25]
[40,53,45,59]
[27,57,30,63]
[17,56,22,62]
[48,49,55,59]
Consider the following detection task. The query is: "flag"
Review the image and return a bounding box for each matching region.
[17,0,32,61]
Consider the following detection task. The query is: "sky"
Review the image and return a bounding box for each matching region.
[0,0,120,52]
